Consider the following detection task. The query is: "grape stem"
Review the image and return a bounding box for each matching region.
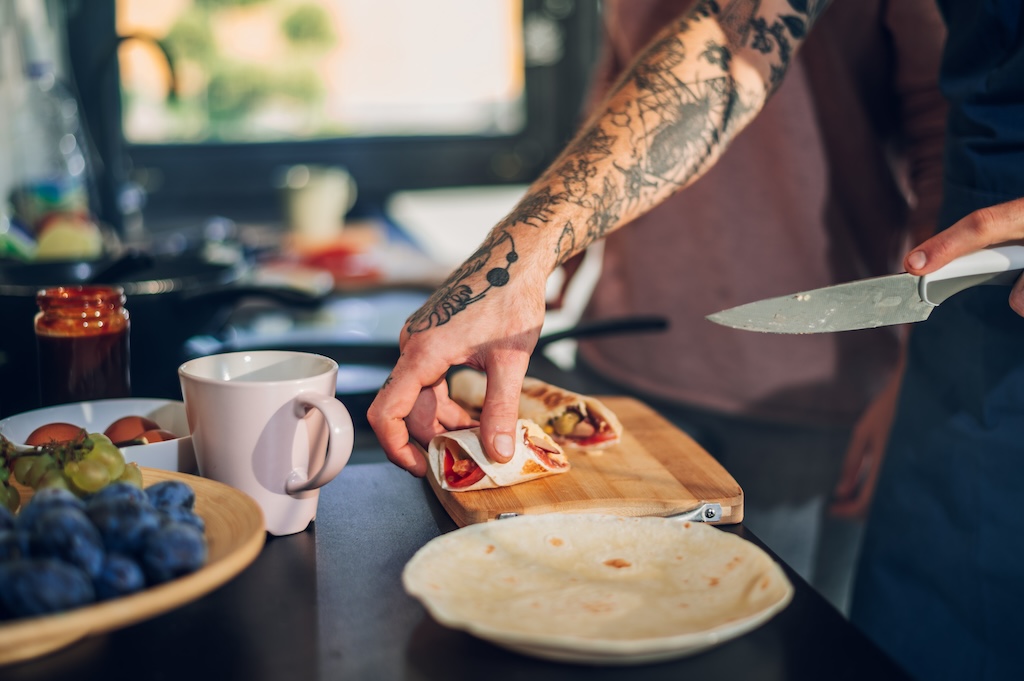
[0,434,93,474]
[0,436,43,456]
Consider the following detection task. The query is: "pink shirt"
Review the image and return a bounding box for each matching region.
[578,0,947,426]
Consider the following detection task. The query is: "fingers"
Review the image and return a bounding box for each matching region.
[404,382,443,446]
[829,496,864,520]
[905,196,1024,274]
[830,417,876,509]
[829,368,901,520]
[831,441,870,502]
[477,352,531,464]
[406,381,476,446]
[434,387,479,431]
[829,440,874,519]
[382,440,429,478]
[369,262,546,474]
[368,360,450,477]
[829,449,884,520]
[1012,276,1024,317]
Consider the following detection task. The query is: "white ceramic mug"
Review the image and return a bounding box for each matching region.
[178,351,354,536]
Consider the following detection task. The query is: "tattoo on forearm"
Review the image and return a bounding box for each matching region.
[505,186,563,228]
[565,125,616,159]
[405,0,827,334]
[406,229,520,334]
[554,222,577,266]
[583,175,623,242]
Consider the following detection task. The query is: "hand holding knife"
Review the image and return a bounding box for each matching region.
[709,197,1024,334]
[707,245,1024,334]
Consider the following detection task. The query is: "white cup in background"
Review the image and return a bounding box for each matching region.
[178,351,354,536]
[281,164,358,243]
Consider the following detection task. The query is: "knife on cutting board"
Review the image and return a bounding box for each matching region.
[707,245,1024,334]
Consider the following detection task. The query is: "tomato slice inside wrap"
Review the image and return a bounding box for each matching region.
[443,446,486,488]
[571,429,618,448]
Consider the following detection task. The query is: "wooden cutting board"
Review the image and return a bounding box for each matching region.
[427,396,743,527]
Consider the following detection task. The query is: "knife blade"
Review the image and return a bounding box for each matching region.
[707,245,1024,334]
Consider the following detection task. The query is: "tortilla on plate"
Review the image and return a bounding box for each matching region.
[403,513,794,664]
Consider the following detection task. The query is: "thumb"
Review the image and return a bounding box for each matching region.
[904,226,979,276]
[905,198,1024,275]
[477,356,530,464]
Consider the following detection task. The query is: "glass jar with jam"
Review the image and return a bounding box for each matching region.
[34,285,131,406]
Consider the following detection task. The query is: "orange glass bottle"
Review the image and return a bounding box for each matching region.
[35,285,131,406]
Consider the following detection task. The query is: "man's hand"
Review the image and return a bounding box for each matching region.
[367,264,548,476]
[369,0,838,475]
[830,359,903,519]
[904,197,1024,315]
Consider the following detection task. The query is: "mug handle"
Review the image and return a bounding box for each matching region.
[285,392,354,494]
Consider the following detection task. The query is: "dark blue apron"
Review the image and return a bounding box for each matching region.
[850,2,1024,680]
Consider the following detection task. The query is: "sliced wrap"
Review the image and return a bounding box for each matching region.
[448,370,623,449]
[429,419,570,492]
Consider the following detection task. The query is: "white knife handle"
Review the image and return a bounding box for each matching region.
[920,245,1024,305]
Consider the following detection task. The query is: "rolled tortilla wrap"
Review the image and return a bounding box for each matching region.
[429,419,570,492]
[448,370,623,449]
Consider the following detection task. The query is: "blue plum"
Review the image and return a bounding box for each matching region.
[16,487,85,533]
[145,480,196,512]
[87,497,161,557]
[27,506,105,578]
[87,481,149,507]
[93,554,146,600]
[161,506,206,534]
[140,522,207,585]
[0,558,94,618]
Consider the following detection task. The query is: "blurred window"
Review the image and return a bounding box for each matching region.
[117,0,526,143]
[66,0,600,227]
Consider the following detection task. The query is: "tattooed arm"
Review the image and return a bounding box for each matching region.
[368,0,833,475]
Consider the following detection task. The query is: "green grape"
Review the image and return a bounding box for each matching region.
[4,433,132,499]
[30,454,60,489]
[12,455,38,484]
[85,439,126,481]
[20,453,59,489]
[0,481,19,513]
[64,458,111,494]
[117,462,143,488]
[35,467,71,491]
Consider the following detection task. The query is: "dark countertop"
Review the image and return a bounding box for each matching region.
[6,461,913,681]
[0,291,913,679]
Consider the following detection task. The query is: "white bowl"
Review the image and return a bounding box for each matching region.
[0,398,196,474]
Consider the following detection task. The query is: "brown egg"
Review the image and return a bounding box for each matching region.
[25,422,88,446]
[138,429,178,444]
[105,415,161,445]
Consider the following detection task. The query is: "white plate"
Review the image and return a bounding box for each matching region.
[0,398,196,473]
[403,514,794,665]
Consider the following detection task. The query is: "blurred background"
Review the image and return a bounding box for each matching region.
[0,0,605,418]
[21,0,599,231]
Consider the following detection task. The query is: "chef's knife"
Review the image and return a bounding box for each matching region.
[707,245,1024,334]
